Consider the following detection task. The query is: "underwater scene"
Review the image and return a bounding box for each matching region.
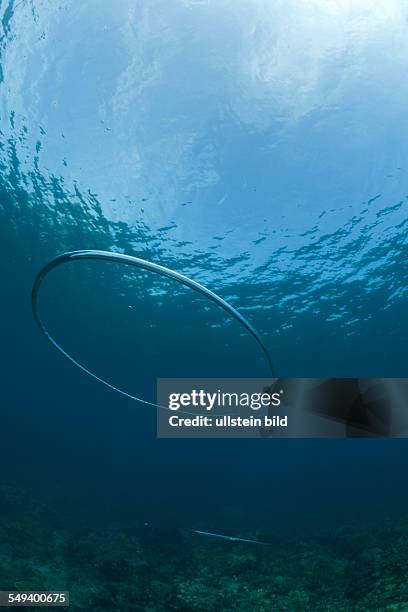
[1,0,408,609]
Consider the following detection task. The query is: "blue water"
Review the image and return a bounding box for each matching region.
[1,0,408,563]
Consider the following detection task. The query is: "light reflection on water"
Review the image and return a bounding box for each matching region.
[1,0,407,375]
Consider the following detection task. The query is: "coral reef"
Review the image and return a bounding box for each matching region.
[0,486,407,610]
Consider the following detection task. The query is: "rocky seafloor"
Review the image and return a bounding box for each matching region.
[0,485,407,611]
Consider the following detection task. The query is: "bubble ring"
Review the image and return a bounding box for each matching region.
[32,250,275,411]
